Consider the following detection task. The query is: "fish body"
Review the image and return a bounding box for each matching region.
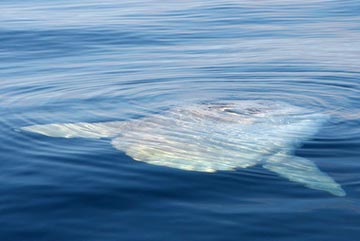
[21,101,345,196]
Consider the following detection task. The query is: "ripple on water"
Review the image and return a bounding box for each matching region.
[0,0,360,240]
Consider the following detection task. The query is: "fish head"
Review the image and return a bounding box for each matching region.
[195,101,304,123]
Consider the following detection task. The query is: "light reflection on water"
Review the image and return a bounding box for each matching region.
[0,1,360,240]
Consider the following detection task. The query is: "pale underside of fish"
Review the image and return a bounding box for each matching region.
[21,101,345,196]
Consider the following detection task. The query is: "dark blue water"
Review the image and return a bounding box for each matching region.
[1,1,360,240]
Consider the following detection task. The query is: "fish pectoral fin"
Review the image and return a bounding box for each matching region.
[21,121,125,139]
[263,152,345,196]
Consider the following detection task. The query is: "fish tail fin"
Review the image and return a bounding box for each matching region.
[21,121,125,139]
[263,152,345,196]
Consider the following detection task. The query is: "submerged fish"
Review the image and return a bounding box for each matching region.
[21,101,345,196]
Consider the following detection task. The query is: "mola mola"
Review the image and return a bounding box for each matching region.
[21,101,345,196]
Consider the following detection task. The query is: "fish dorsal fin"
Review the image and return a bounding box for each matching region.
[263,152,345,196]
[21,121,126,139]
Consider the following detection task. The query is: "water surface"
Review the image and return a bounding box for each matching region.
[1,1,360,240]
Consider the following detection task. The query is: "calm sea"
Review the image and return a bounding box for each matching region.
[1,1,359,240]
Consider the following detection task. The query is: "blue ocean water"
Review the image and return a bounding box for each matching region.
[1,0,360,240]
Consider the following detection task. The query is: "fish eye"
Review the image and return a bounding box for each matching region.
[224,108,242,115]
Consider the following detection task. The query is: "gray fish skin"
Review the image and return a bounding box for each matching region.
[21,101,345,196]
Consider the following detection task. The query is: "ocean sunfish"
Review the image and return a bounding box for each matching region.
[21,101,345,196]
